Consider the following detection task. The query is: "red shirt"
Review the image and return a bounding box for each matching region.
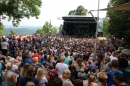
[31,54,41,61]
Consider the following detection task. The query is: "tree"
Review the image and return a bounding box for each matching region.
[103,18,110,36]
[42,21,52,33]
[35,28,44,34]
[107,0,130,43]
[0,22,4,35]
[68,5,88,15]
[10,30,16,35]
[35,21,58,34]
[58,24,63,32]
[0,0,42,27]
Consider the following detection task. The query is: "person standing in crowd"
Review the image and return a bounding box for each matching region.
[53,77,63,86]
[46,64,58,86]
[107,60,123,86]
[23,51,32,65]
[19,65,38,86]
[60,69,73,86]
[56,56,68,77]
[36,68,48,86]
[68,60,76,82]
[1,39,9,56]
[97,72,108,86]
[64,53,71,65]
[110,51,118,61]
[3,63,17,86]
[113,72,129,86]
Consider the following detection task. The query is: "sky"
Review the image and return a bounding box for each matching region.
[2,0,109,27]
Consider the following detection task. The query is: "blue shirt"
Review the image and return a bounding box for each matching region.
[88,63,95,69]
[23,58,32,65]
[64,57,71,65]
[107,70,123,86]
[19,76,39,86]
[0,63,2,76]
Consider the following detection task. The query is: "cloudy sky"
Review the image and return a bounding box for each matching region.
[2,0,109,27]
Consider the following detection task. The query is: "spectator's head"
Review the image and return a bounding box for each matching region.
[26,65,35,78]
[62,69,71,79]
[22,63,30,76]
[6,63,12,70]
[120,53,126,58]
[88,74,96,86]
[32,57,38,64]
[60,56,65,62]
[34,49,37,54]
[27,51,32,58]
[104,56,110,64]
[91,68,96,73]
[112,51,118,57]
[53,78,63,86]
[77,58,82,67]
[88,61,91,65]
[49,64,54,70]
[113,72,124,85]
[65,52,68,57]
[69,60,72,66]
[3,39,6,42]
[36,68,45,81]
[111,60,119,69]
[73,79,83,86]
[97,72,108,83]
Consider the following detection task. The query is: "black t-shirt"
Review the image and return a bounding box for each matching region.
[118,58,128,68]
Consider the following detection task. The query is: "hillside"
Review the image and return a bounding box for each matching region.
[3,28,37,35]
[3,25,59,35]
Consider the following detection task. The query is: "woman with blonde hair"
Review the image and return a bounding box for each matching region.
[3,63,17,86]
[97,72,108,86]
[36,68,47,86]
[61,69,73,86]
[88,74,97,86]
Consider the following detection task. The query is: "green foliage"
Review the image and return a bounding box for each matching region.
[103,18,110,36]
[58,24,63,32]
[35,28,44,34]
[0,22,4,35]
[107,0,130,43]
[36,21,58,34]
[0,0,42,27]
[10,30,16,35]
[68,5,88,15]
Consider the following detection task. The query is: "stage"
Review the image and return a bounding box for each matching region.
[62,16,98,37]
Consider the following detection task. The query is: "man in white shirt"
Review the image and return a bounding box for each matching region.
[110,51,118,61]
[56,56,68,77]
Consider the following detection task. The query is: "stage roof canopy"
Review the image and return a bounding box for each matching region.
[93,2,130,11]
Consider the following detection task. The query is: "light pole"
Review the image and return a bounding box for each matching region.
[95,0,100,58]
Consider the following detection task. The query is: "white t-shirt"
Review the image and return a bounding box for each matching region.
[12,65,18,72]
[39,77,48,86]
[1,42,9,49]
[56,63,68,77]
[110,55,118,61]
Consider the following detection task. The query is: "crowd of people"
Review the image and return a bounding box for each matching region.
[0,34,129,86]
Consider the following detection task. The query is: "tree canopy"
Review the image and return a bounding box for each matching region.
[35,21,58,34]
[10,30,16,35]
[68,5,88,15]
[107,0,130,43]
[0,0,42,27]
[0,22,4,35]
